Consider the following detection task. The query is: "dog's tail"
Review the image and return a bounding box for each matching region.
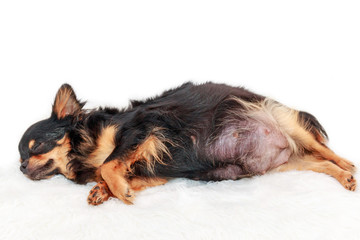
[298,111,328,144]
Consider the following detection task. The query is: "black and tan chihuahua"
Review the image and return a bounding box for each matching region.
[18,83,356,205]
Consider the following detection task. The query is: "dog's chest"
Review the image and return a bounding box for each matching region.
[86,126,117,167]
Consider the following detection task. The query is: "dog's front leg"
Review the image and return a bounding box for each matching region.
[87,176,168,205]
[98,159,135,205]
[87,127,171,205]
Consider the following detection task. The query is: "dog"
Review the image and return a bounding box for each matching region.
[18,82,356,205]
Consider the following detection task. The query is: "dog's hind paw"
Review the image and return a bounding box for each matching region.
[87,181,113,205]
[339,171,356,191]
[339,159,356,174]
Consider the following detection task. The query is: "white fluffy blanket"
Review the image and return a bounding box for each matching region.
[1,159,360,240]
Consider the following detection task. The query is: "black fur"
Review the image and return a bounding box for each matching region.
[101,82,264,180]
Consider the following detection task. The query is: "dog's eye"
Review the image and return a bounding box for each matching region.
[31,142,46,154]
[30,141,58,155]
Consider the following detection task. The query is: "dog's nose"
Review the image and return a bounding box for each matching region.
[20,159,29,173]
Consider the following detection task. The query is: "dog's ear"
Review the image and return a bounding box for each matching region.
[52,84,85,119]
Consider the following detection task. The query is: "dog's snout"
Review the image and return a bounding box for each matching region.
[20,159,29,173]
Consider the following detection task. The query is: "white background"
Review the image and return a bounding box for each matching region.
[1,1,359,166]
[1,1,359,168]
[0,1,359,239]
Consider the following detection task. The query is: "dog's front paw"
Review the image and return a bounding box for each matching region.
[87,181,113,205]
[339,171,356,191]
[120,188,135,205]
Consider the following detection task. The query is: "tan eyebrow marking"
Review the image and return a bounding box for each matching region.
[29,140,35,149]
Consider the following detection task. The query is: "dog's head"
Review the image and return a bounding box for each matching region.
[18,84,85,180]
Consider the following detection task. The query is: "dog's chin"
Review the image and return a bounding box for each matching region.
[23,158,61,180]
[25,171,53,180]
[26,167,60,181]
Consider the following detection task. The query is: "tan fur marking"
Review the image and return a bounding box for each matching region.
[28,140,35,149]
[88,125,117,167]
[273,155,356,191]
[28,135,74,179]
[310,143,356,173]
[101,160,134,204]
[128,128,172,173]
[98,128,172,204]
[130,177,168,192]
[53,86,82,119]
[54,88,72,118]
[191,135,197,144]
[87,177,168,205]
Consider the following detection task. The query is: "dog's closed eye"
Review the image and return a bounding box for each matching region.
[31,142,45,151]
[30,141,51,155]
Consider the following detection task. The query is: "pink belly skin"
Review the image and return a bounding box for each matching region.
[208,119,292,176]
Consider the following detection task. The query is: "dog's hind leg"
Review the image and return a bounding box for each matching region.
[272,154,356,191]
[309,142,356,174]
[271,106,356,190]
[291,127,356,174]
[297,111,356,173]
[268,104,356,174]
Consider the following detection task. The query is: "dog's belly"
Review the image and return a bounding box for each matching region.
[207,118,292,176]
